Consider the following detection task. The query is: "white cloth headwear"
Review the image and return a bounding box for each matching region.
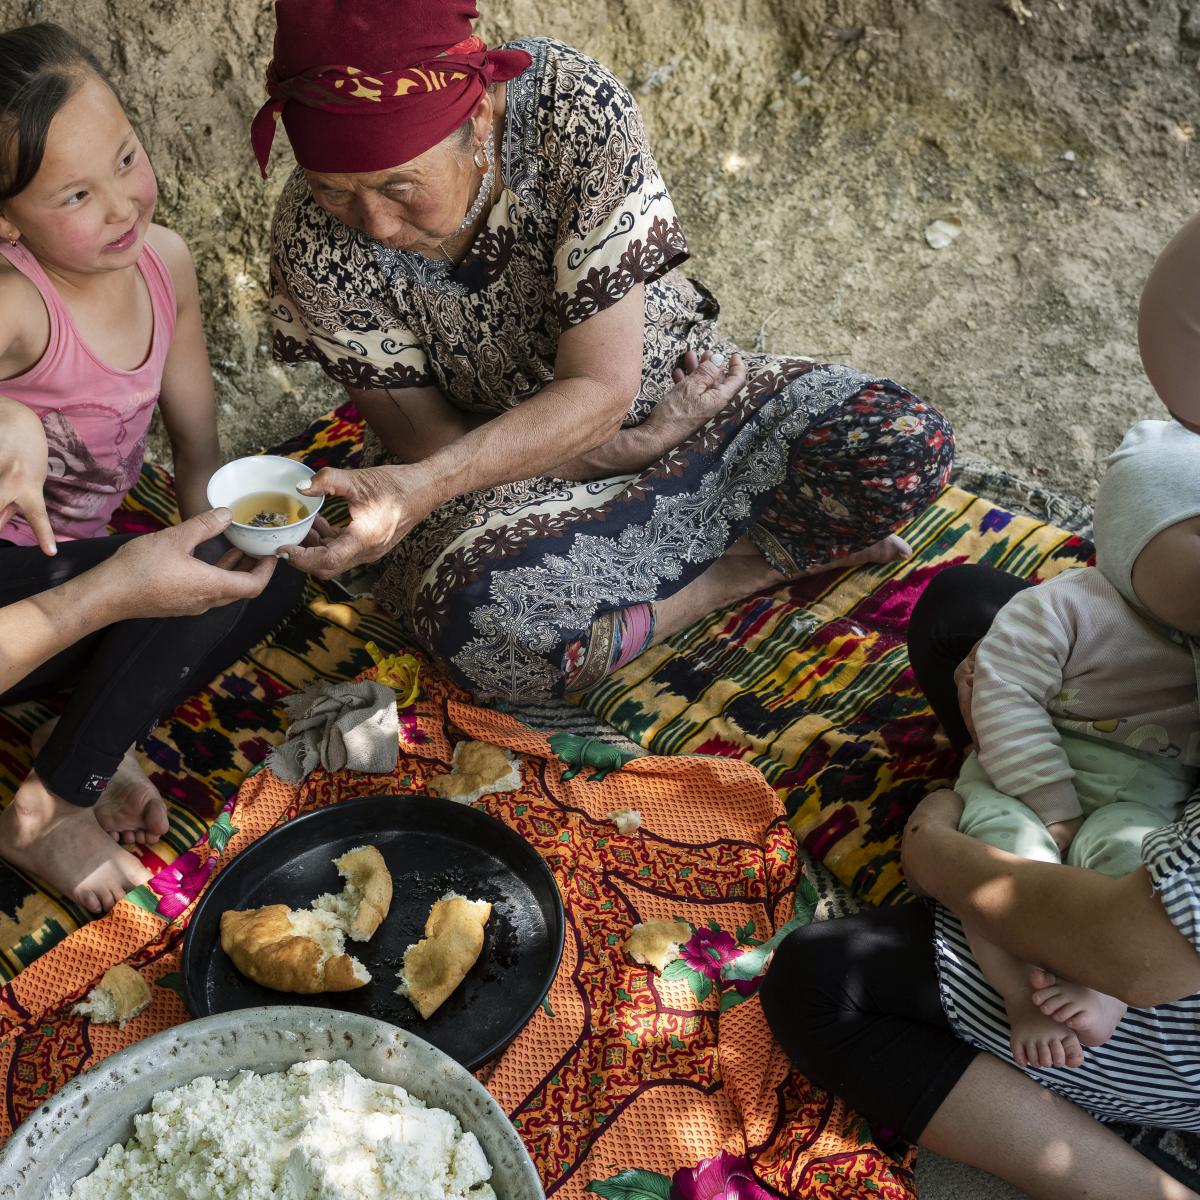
[1093,420,1200,612]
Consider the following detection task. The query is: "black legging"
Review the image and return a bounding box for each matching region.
[760,904,977,1141]
[0,533,305,806]
[762,564,1027,1139]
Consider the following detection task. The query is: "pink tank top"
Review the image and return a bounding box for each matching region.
[0,240,177,544]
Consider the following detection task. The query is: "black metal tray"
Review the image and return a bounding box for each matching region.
[182,795,564,1069]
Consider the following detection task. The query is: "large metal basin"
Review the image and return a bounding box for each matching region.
[0,1007,544,1199]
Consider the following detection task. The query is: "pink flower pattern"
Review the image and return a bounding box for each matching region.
[670,1152,774,1200]
[148,849,218,920]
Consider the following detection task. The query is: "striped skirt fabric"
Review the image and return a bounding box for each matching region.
[934,901,1200,1128]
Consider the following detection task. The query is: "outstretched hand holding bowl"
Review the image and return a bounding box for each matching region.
[277,465,435,579]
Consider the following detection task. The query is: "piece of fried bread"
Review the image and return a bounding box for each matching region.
[397,893,492,1019]
[220,905,371,993]
[426,741,522,804]
[312,844,392,941]
[73,964,152,1027]
[623,919,692,973]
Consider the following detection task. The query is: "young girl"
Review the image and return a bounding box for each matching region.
[0,23,303,914]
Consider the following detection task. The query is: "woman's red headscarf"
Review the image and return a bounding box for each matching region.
[251,0,531,177]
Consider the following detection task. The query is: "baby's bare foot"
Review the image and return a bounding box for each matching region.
[1004,990,1086,1070]
[94,749,170,846]
[0,772,151,913]
[1029,968,1127,1047]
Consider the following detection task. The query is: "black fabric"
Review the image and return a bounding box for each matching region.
[760,904,979,1141]
[905,564,1031,750]
[0,534,304,805]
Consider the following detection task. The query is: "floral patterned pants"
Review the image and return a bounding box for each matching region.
[382,362,954,701]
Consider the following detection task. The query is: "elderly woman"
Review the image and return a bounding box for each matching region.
[762,214,1200,1200]
[259,0,954,701]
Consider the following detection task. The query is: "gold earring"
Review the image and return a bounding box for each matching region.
[472,144,487,171]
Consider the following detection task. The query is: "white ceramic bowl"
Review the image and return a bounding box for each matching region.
[206,454,324,557]
[0,1007,544,1200]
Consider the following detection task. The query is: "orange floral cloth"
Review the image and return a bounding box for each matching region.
[0,658,914,1199]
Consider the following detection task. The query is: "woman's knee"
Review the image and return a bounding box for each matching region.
[800,384,955,539]
[434,581,568,701]
[761,923,859,1073]
[909,564,1023,659]
[881,390,956,515]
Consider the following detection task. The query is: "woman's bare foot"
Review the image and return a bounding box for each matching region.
[822,533,912,571]
[1004,990,1087,1069]
[0,772,151,913]
[94,748,171,846]
[1030,968,1128,1047]
[651,532,912,644]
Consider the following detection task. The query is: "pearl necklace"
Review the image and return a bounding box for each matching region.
[453,138,494,235]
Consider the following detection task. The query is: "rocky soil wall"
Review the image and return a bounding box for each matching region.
[4,0,1198,499]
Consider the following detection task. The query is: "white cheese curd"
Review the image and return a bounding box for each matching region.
[50,1059,496,1200]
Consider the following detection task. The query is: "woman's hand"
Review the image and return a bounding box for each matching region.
[551,350,747,481]
[277,465,435,578]
[0,398,56,555]
[645,350,746,448]
[901,787,966,898]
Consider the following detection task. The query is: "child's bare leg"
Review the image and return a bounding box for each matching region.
[962,921,1085,1069]
[1029,967,1128,1047]
[32,718,168,846]
[0,770,151,913]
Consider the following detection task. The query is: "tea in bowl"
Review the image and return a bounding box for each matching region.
[206,455,324,557]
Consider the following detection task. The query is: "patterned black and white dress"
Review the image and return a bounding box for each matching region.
[270,38,954,700]
[935,797,1200,1128]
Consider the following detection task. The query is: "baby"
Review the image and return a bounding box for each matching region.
[956,418,1200,1070]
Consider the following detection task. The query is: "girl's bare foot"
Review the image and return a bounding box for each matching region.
[94,748,171,846]
[1030,968,1128,1047]
[0,772,151,913]
[32,717,168,846]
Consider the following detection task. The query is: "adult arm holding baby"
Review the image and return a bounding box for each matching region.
[903,788,1200,1011]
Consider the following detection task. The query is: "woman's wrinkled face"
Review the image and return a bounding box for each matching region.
[304,137,477,256]
[0,73,157,276]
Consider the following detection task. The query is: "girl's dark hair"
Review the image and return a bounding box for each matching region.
[0,22,112,203]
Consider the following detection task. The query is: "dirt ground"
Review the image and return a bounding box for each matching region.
[3,0,1198,502]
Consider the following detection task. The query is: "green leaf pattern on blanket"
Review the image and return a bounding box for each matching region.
[206,812,238,856]
[721,874,819,985]
[586,1168,673,1200]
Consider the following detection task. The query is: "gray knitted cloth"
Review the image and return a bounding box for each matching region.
[266,680,398,784]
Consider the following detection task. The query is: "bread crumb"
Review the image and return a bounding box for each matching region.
[606,808,642,834]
